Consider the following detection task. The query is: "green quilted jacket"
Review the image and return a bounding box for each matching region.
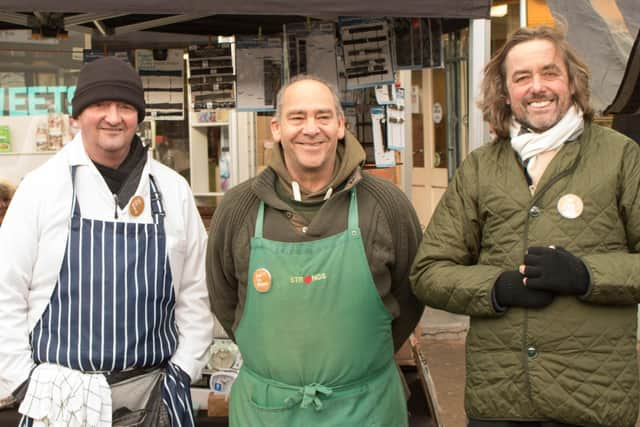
[410,123,640,427]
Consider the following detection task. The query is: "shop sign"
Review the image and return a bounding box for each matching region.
[0,85,76,116]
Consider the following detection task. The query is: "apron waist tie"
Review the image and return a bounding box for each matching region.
[242,362,391,412]
[286,383,333,411]
[104,362,168,385]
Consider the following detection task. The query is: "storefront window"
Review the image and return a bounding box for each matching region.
[0,30,86,183]
[490,0,521,54]
[0,32,194,187]
[152,120,190,182]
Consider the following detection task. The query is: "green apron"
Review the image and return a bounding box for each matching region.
[230,189,408,427]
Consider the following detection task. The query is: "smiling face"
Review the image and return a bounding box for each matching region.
[77,100,139,168]
[505,38,574,132]
[271,79,345,190]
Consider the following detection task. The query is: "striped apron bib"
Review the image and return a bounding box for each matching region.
[21,167,194,426]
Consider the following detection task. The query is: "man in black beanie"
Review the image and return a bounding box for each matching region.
[0,56,213,427]
[72,56,147,124]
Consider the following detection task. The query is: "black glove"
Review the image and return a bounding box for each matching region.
[493,270,554,309]
[522,246,589,295]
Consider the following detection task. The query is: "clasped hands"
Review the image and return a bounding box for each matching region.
[493,246,589,309]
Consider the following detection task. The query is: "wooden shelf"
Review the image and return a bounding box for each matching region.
[191,122,229,128]
[0,151,57,156]
[194,192,225,197]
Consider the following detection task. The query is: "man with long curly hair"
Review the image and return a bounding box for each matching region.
[411,26,640,427]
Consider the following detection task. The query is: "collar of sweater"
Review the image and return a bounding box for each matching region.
[268,130,366,203]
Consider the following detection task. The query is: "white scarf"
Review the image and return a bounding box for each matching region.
[510,105,584,174]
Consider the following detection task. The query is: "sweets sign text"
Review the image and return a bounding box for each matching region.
[0,85,76,116]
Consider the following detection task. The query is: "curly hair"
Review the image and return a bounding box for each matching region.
[477,25,593,140]
[0,178,15,203]
[0,178,15,225]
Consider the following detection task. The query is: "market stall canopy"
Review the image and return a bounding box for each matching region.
[605,29,640,143]
[605,28,640,115]
[0,2,489,39]
[0,1,490,18]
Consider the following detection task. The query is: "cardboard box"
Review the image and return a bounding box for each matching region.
[208,392,229,417]
[190,387,211,411]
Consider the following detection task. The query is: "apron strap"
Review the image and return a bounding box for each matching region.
[347,188,359,231]
[254,201,265,238]
[149,175,166,224]
[70,166,81,218]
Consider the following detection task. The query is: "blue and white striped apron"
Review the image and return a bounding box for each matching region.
[21,167,194,427]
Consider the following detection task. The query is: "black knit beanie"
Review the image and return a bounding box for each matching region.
[72,56,146,123]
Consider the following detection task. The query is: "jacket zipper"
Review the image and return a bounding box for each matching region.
[113,194,119,219]
[521,148,583,404]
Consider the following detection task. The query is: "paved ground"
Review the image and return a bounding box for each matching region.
[416,307,469,427]
[419,338,467,427]
[418,337,640,427]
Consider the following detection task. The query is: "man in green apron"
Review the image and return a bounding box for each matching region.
[206,75,423,426]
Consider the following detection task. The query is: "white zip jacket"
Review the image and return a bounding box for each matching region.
[0,133,214,397]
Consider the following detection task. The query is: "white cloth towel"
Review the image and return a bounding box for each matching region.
[510,105,584,175]
[18,364,112,427]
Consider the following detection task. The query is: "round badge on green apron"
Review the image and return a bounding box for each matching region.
[252,267,272,293]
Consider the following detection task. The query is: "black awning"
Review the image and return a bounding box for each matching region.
[0,3,486,41]
[2,1,490,19]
